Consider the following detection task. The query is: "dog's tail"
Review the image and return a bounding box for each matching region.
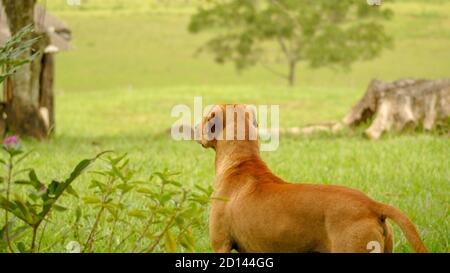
[375,202,428,253]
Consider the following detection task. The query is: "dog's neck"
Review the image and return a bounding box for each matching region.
[213,140,274,190]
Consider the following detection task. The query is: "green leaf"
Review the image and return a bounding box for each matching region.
[66,185,79,198]
[82,196,101,204]
[15,150,34,165]
[75,206,82,222]
[13,168,33,177]
[116,183,134,194]
[105,204,119,220]
[180,230,196,252]
[0,221,14,241]
[110,153,128,165]
[166,180,182,187]
[164,231,177,252]
[11,198,34,225]
[136,187,153,195]
[194,184,211,195]
[16,242,27,253]
[14,180,31,186]
[38,151,111,220]
[0,24,41,85]
[127,209,146,219]
[89,179,106,191]
[46,180,60,198]
[65,151,111,185]
[67,159,93,183]
[28,170,43,191]
[6,225,29,242]
[53,204,68,212]
[0,196,15,213]
[159,193,173,205]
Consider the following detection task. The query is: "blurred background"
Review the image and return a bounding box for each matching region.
[39,0,450,136]
[0,0,447,252]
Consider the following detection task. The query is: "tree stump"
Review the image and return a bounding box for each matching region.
[341,78,450,139]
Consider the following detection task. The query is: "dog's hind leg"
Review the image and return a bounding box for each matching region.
[329,220,385,253]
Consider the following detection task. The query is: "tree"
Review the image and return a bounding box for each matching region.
[2,0,48,139]
[188,0,393,86]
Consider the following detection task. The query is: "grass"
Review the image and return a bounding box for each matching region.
[3,0,449,252]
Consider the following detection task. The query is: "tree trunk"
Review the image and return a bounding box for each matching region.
[287,60,296,87]
[39,53,55,133]
[279,78,450,138]
[342,78,450,139]
[2,0,48,139]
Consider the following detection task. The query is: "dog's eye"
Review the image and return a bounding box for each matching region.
[210,124,215,133]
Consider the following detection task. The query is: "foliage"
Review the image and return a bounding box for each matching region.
[0,137,211,252]
[189,0,393,85]
[0,24,40,84]
[79,154,211,253]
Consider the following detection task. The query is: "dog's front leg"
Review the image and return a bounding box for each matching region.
[209,204,232,253]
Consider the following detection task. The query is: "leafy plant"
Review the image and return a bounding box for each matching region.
[0,137,212,253]
[0,24,40,84]
[0,136,107,252]
[79,154,211,253]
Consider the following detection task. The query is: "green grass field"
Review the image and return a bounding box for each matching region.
[11,0,449,252]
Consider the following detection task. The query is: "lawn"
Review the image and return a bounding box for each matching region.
[6,0,449,252]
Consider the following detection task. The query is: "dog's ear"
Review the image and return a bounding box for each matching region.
[205,106,224,141]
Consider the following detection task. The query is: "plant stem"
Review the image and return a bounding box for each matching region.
[4,155,14,253]
[107,215,118,252]
[83,205,105,253]
[30,226,38,253]
[131,214,154,252]
[176,221,194,242]
[107,192,126,252]
[113,230,136,252]
[40,225,73,252]
[83,174,115,253]
[142,189,188,253]
[142,214,177,253]
[37,216,49,252]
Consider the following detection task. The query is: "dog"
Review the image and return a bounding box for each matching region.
[195,103,428,253]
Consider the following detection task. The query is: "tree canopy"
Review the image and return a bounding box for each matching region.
[189,0,393,86]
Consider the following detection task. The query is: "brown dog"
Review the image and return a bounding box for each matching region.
[195,104,428,253]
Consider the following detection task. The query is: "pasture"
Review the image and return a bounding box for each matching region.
[11,0,450,252]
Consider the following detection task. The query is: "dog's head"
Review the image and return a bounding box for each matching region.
[195,104,258,149]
